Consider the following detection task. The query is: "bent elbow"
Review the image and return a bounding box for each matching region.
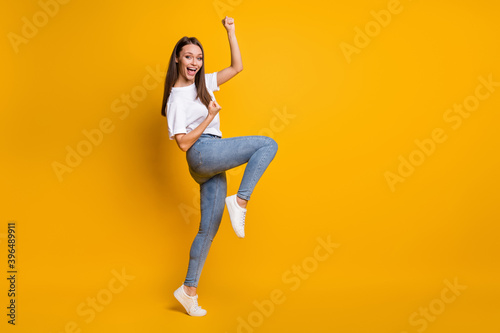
[237,65,243,73]
[177,141,190,152]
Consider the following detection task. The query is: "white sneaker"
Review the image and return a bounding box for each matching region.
[173,285,207,316]
[225,194,247,238]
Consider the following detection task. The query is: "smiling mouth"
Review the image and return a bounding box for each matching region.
[187,67,197,76]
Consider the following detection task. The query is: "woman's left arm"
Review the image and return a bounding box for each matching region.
[217,16,243,86]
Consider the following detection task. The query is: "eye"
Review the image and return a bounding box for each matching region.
[185,56,191,59]
[197,57,203,61]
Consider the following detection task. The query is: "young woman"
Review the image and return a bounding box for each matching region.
[161,17,278,316]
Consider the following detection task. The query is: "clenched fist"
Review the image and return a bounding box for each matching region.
[208,100,221,116]
[222,16,235,33]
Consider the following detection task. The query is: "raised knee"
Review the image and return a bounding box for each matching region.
[267,137,278,154]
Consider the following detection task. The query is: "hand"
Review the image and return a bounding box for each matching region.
[222,16,235,33]
[208,100,221,116]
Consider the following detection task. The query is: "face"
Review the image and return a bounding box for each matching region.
[176,44,203,83]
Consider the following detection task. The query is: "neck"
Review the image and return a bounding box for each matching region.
[174,75,195,87]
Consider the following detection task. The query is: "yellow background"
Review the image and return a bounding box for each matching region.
[2,0,499,332]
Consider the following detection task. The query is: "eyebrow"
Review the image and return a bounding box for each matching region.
[184,52,203,56]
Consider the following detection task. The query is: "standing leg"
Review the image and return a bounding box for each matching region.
[184,172,227,288]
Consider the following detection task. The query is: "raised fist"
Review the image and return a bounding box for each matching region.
[222,16,235,33]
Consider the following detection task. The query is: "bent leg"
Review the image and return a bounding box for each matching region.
[188,136,278,200]
[237,137,278,200]
[184,172,227,287]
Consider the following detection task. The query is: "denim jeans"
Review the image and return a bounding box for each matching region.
[183,134,278,287]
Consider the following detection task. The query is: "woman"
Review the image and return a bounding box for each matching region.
[161,16,278,316]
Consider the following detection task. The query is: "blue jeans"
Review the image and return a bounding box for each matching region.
[183,134,278,287]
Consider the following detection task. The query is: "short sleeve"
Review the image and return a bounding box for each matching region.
[205,72,220,93]
[166,102,187,140]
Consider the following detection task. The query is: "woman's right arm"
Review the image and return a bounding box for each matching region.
[174,100,221,152]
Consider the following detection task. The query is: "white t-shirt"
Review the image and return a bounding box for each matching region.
[166,72,221,140]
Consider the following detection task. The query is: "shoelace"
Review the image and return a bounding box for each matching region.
[190,295,202,313]
[241,211,246,227]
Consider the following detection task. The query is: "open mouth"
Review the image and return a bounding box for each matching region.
[187,67,197,76]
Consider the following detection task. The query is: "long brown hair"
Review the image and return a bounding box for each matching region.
[161,36,211,117]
